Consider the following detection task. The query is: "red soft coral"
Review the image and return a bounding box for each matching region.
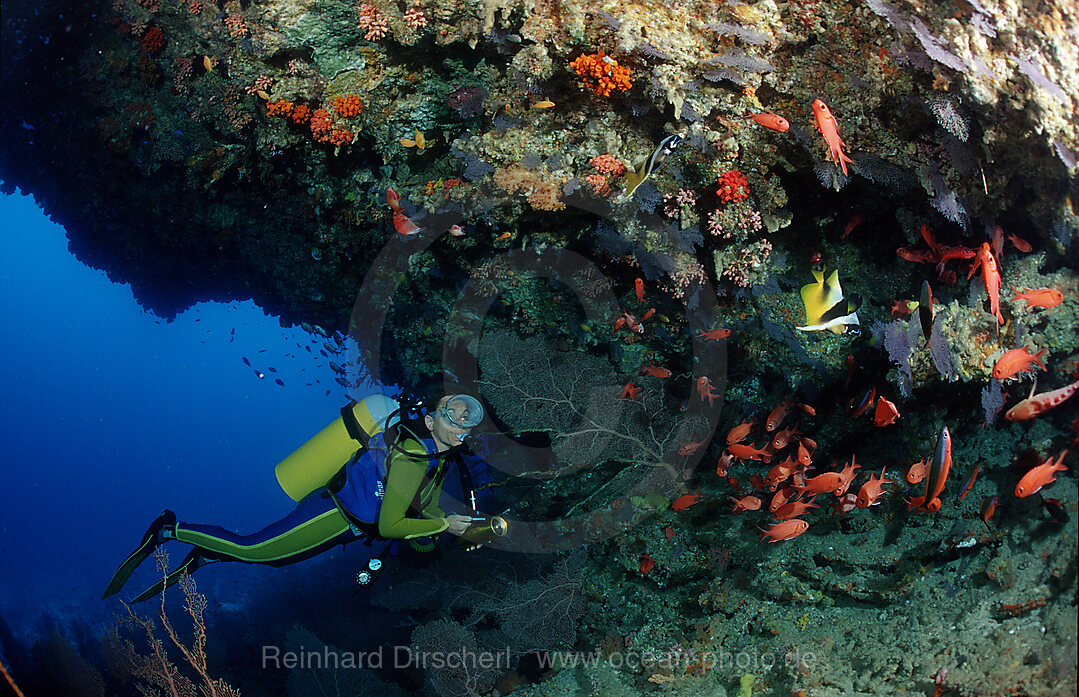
[716,170,750,204]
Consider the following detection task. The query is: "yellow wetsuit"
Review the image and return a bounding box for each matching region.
[378,436,450,539]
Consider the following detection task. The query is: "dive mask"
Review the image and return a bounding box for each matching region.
[438,394,484,429]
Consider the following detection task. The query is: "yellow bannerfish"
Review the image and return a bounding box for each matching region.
[399,129,430,151]
[795,267,861,334]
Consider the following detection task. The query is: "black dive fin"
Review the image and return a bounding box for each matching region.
[102,510,176,599]
[130,548,211,603]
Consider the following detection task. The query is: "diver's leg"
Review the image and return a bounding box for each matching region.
[126,492,358,602]
[102,510,177,598]
[171,490,355,565]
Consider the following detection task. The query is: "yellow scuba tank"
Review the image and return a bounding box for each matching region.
[274,394,400,502]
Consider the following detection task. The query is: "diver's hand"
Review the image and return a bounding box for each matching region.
[445,514,473,536]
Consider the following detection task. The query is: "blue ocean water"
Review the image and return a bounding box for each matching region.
[0,190,364,638]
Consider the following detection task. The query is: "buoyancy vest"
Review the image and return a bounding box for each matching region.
[333,430,444,524]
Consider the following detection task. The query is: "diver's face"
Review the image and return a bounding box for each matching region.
[424,397,473,452]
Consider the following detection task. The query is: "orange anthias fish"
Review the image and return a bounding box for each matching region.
[980,496,998,525]
[677,440,706,456]
[856,468,893,508]
[742,111,790,132]
[1012,287,1065,310]
[773,498,819,520]
[811,98,854,176]
[991,346,1047,380]
[769,485,797,512]
[765,399,791,432]
[727,443,772,462]
[639,555,655,574]
[697,376,721,407]
[634,277,645,303]
[873,396,900,427]
[1015,451,1068,497]
[392,210,423,236]
[765,459,799,491]
[620,382,642,401]
[906,459,927,484]
[771,424,800,450]
[730,495,762,513]
[797,470,845,497]
[697,328,732,340]
[726,418,756,446]
[835,457,862,496]
[967,242,1003,324]
[758,519,809,543]
[1007,233,1032,252]
[1005,378,1079,421]
[841,212,864,239]
[639,365,672,378]
[671,488,704,510]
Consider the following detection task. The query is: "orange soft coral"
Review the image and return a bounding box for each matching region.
[309,108,333,140]
[570,52,631,97]
[291,104,311,123]
[332,93,363,118]
[266,99,294,118]
[589,154,626,177]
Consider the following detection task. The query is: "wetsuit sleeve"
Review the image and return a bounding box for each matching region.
[378,439,449,539]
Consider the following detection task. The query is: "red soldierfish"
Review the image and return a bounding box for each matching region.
[811,99,854,176]
[856,468,893,508]
[697,376,721,407]
[671,489,704,510]
[1012,287,1064,310]
[393,210,423,236]
[873,396,900,426]
[742,111,790,132]
[967,242,1003,325]
[1015,451,1068,497]
[1007,233,1032,252]
[991,346,1047,380]
[677,440,706,456]
[758,519,809,542]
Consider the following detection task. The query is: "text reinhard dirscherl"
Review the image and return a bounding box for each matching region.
[261,645,817,673]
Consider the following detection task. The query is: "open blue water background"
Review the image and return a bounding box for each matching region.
[0,190,367,640]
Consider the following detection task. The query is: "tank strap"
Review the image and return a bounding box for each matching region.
[340,401,369,446]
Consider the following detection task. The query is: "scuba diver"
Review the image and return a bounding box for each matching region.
[103,393,502,602]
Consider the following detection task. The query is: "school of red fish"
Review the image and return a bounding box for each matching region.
[617,103,1074,562]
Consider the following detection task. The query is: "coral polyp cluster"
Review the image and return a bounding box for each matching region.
[569,51,632,97]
